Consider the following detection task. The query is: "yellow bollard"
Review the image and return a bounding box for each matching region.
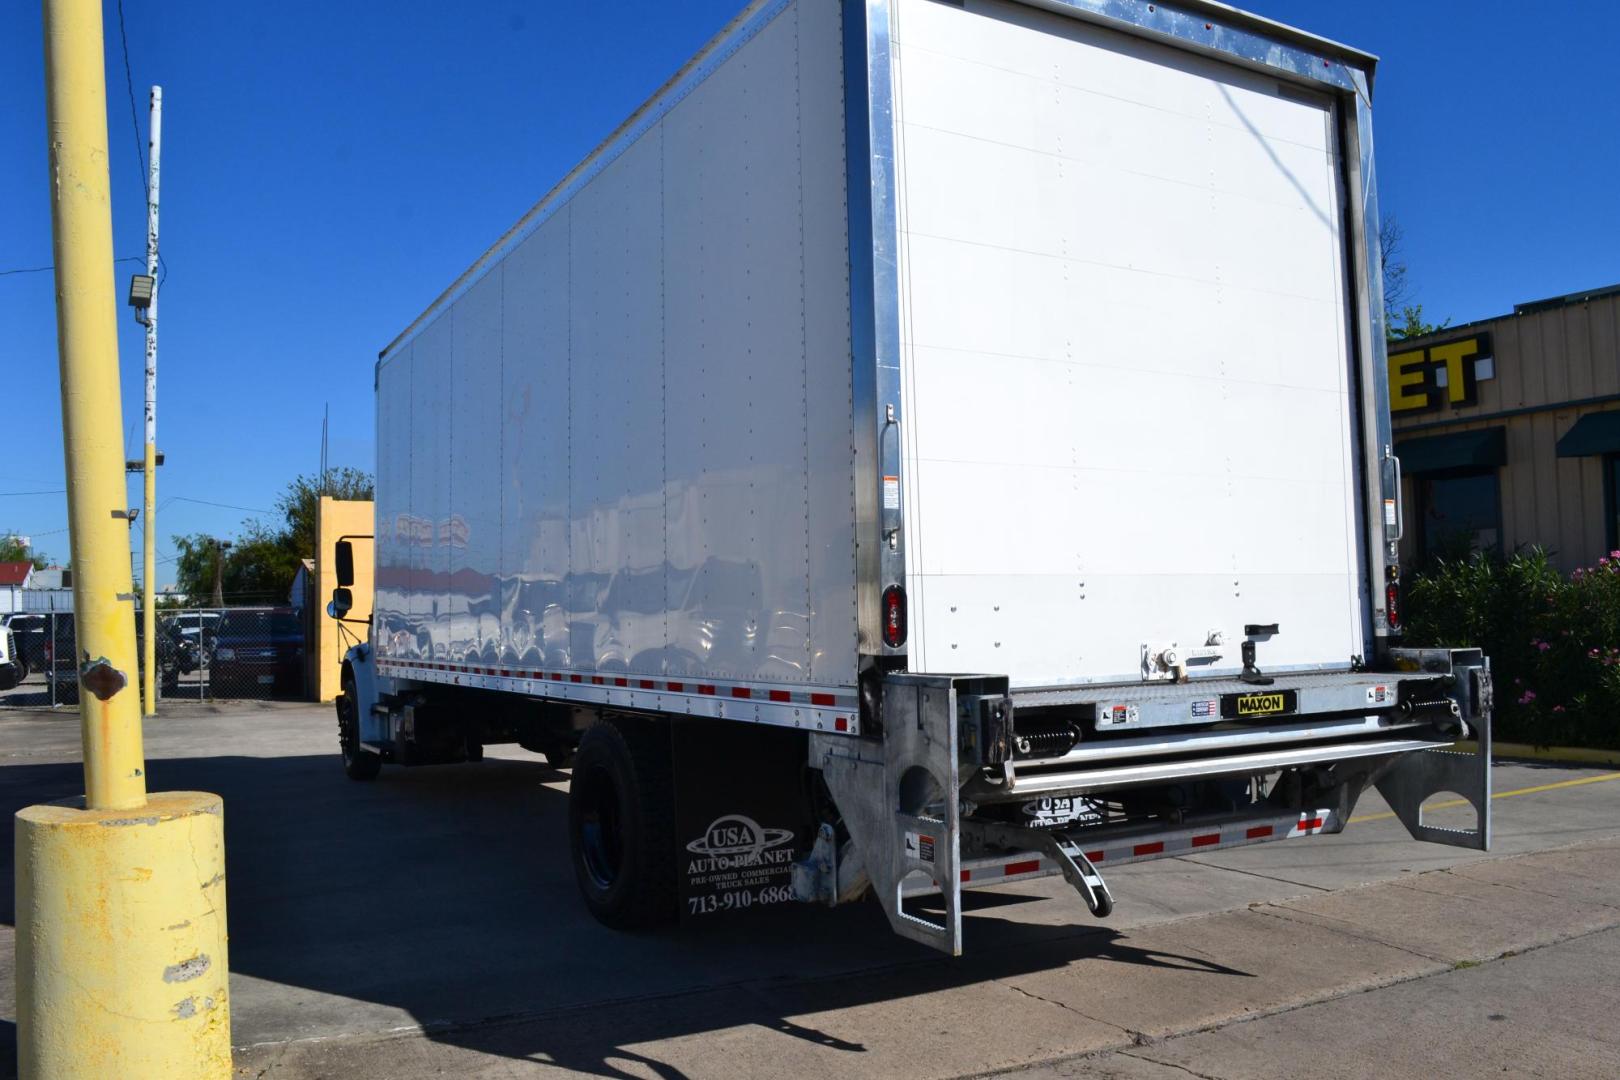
[19,0,232,1074]
[16,794,232,1079]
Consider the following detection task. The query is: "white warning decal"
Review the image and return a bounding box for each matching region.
[904,830,936,864]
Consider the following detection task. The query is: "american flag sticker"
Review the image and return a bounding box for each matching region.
[1191,698,1218,718]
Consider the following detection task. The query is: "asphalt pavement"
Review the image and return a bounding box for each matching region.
[3,701,1618,1079]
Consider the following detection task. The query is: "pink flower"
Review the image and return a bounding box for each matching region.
[1592,649,1603,658]
[1553,706,1566,714]
[1611,550,1620,559]
[1518,690,1536,704]
[1538,642,1551,651]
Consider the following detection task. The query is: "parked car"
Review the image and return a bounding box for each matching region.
[168,611,221,670]
[0,624,21,691]
[210,608,304,697]
[2,613,47,676]
[43,613,184,703]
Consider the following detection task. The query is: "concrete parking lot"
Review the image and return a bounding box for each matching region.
[4,702,1619,1079]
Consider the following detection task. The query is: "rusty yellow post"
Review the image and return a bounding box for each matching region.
[41,0,145,812]
[15,1,231,1075]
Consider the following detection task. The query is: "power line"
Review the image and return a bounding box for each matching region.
[0,256,144,279]
[169,497,274,515]
[0,490,67,497]
[116,0,146,201]
[113,0,167,286]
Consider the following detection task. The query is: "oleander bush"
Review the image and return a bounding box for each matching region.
[1404,547,1620,748]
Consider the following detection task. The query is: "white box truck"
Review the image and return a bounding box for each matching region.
[332,0,1492,954]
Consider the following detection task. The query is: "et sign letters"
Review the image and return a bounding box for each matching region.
[1387,332,1494,414]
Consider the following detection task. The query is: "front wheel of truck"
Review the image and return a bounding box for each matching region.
[338,671,382,781]
[568,716,677,930]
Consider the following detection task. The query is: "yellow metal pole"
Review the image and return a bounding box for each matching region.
[41,0,145,810]
[18,2,232,1075]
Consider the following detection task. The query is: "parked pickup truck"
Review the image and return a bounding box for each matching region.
[0,622,21,692]
[331,0,1492,954]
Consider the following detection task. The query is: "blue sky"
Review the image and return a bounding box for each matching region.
[3,1,1616,587]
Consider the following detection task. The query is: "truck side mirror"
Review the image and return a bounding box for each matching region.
[335,540,355,587]
[328,587,353,619]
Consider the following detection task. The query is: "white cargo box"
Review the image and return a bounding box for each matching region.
[370,0,1399,732]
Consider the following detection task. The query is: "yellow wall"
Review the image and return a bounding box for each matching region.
[314,497,374,702]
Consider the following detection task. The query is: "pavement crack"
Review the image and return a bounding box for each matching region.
[1174,856,1331,892]
[253,1040,291,1079]
[1002,981,1129,1034]
[1248,904,1450,964]
[1404,867,1620,913]
[1120,1049,1224,1080]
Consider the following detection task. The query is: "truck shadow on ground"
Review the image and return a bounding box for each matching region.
[0,750,1249,1080]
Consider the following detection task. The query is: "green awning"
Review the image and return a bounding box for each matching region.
[1555,412,1620,458]
[1395,427,1506,474]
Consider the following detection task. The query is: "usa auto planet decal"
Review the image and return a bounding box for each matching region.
[683,814,798,916]
[1022,795,1105,828]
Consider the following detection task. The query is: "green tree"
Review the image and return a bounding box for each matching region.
[277,467,374,569]
[170,469,373,606]
[0,534,50,570]
[1390,303,1449,341]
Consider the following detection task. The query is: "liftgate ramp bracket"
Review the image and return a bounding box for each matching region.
[811,673,976,955]
[1373,653,1494,850]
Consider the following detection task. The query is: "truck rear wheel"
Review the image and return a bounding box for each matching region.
[568,716,677,930]
[338,670,382,782]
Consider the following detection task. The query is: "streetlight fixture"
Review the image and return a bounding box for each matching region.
[126,272,154,325]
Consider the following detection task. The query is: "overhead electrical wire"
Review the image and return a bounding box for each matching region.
[0,256,144,279]
[115,0,167,285]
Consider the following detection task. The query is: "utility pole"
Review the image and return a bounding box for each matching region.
[18,4,229,1075]
[141,85,161,717]
[211,537,231,608]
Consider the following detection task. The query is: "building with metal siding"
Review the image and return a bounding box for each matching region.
[1391,283,1620,571]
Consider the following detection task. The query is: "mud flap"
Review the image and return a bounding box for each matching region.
[673,719,815,923]
[1374,659,1493,850]
[811,674,983,955]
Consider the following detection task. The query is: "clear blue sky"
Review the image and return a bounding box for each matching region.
[3,1,1616,588]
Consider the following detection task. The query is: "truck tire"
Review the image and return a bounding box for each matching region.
[568,716,677,930]
[338,670,382,782]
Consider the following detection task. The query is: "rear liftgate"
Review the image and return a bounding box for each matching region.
[804,652,1491,956]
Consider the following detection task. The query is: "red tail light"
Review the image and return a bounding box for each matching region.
[882,585,907,648]
[1385,579,1402,632]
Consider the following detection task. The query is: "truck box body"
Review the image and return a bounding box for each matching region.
[374,0,1385,710]
[348,0,1492,954]
[373,0,864,724]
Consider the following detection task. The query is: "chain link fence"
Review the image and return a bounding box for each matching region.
[0,607,308,708]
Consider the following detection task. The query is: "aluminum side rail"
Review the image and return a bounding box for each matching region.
[1003,733,1450,797]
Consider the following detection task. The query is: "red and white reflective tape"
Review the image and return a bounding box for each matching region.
[954,809,1337,887]
[372,657,860,735]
